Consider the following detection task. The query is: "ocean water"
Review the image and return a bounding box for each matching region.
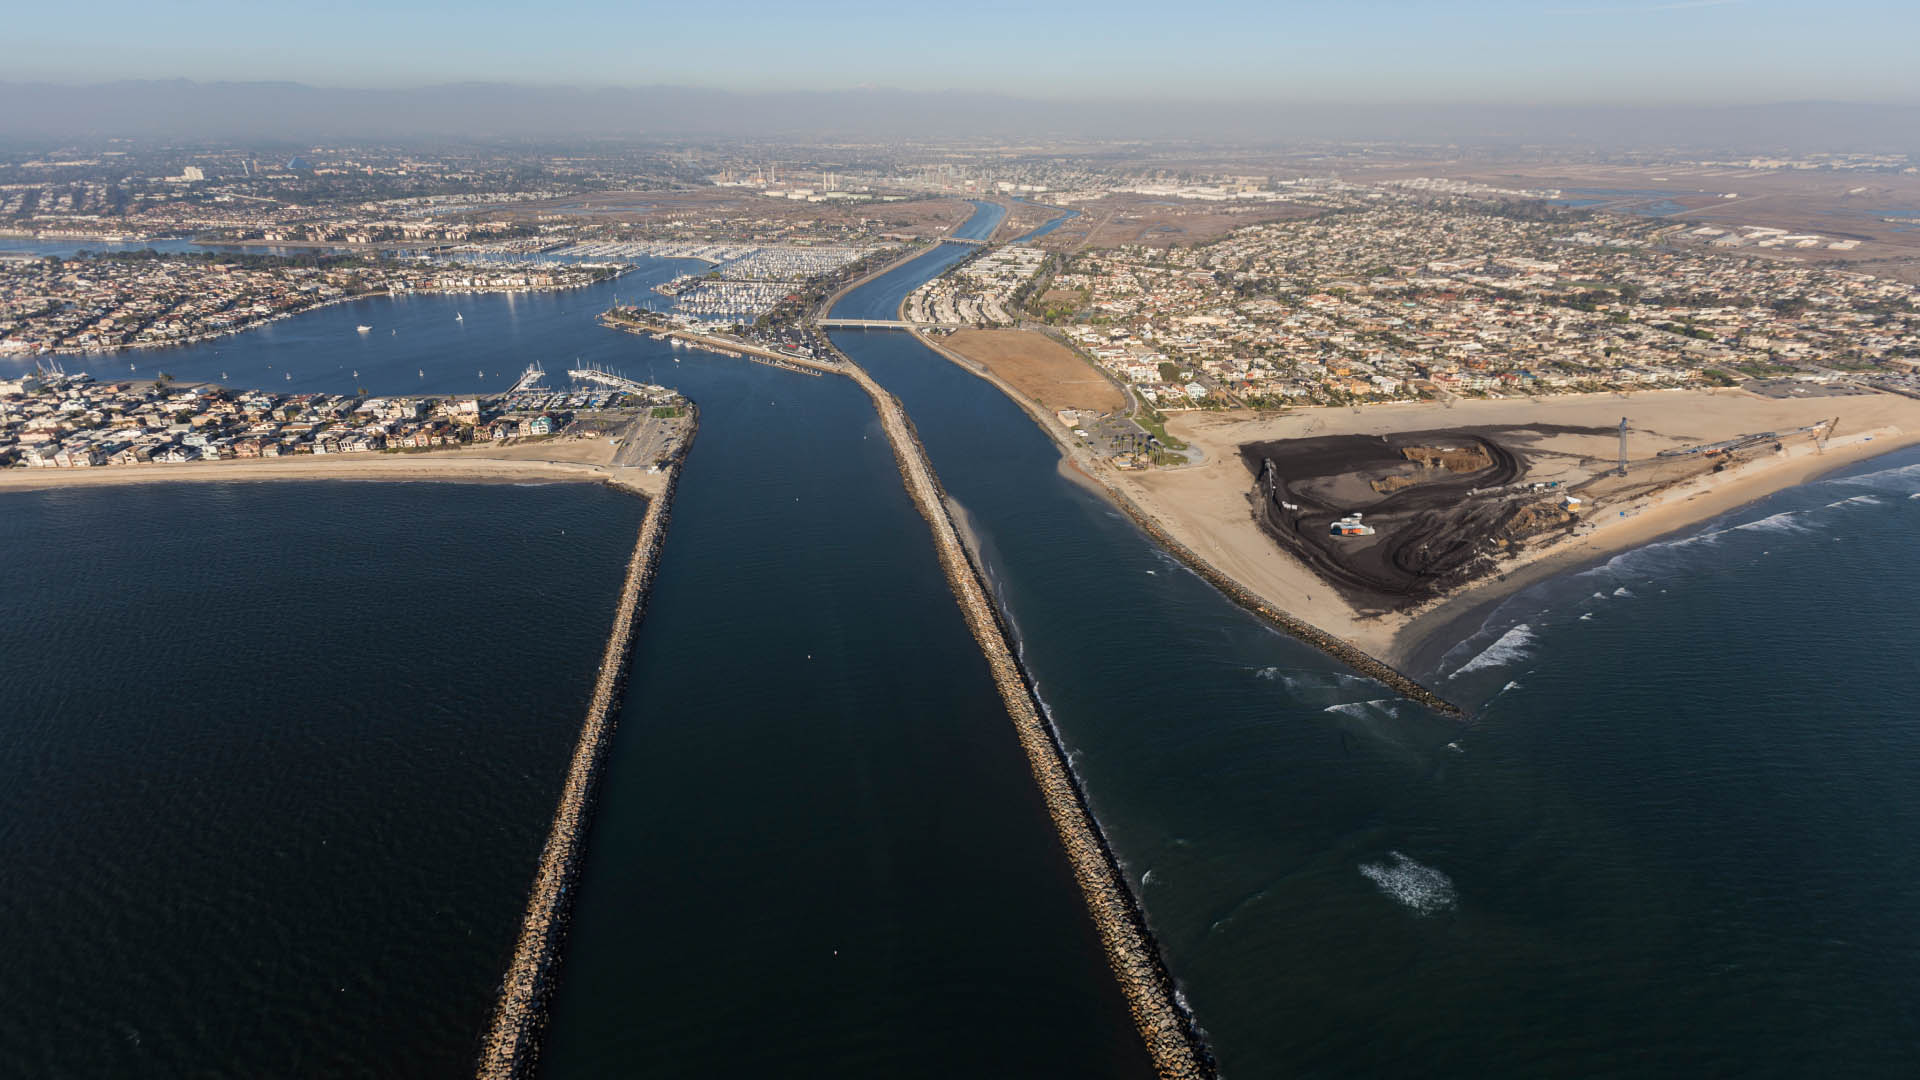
[13,196,1920,1076]
[851,303,1920,1076]
[0,481,647,1076]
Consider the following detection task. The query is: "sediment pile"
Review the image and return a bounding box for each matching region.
[837,355,1215,1080]
[476,444,689,1079]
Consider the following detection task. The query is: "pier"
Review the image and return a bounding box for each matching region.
[476,421,692,1080]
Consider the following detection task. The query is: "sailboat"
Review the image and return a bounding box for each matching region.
[455,312,464,323]
[418,369,425,378]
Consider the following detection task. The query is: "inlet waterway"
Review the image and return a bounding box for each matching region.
[12,199,1920,1076]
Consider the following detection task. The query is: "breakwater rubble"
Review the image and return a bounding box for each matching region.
[475,419,693,1080]
[834,349,1216,1079]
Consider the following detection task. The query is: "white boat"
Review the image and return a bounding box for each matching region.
[455,312,464,322]
[356,325,372,333]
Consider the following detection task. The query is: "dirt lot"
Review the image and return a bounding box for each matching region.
[940,329,1126,414]
[1338,160,1920,272]
[1037,193,1323,251]
[499,189,978,240]
[1241,425,1614,607]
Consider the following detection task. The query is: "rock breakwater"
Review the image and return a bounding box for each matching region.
[475,438,690,1079]
[837,353,1216,1079]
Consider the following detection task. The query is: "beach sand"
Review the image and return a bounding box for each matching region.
[1113,388,1920,667]
[0,439,670,499]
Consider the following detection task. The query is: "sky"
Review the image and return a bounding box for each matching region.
[8,0,1916,105]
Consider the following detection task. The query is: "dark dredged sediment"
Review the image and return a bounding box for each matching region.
[476,416,695,1080]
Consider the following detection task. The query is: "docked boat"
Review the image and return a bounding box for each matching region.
[356,325,372,333]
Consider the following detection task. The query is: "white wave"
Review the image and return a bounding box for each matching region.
[1579,612,1595,621]
[1140,870,1156,886]
[1502,680,1522,693]
[1731,509,1812,536]
[1323,697,1398,718]
[1358,851,1457,916]
[1612,586,1634,598]
[1834,460,1920,493]
[1449,622,1535,679]
[1253,666,1280,680]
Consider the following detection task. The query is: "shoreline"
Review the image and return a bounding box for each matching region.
[908,322,1467,712]
[2,270,619,359]
[1392,425,1920,679]
[0,449,669,498]
[908,321,1920,706]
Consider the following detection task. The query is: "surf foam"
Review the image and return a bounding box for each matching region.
[1358,851,1457,916]
[1449,623,1535,679]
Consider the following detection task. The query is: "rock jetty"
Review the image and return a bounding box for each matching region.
[476,448,688,1079]
[839,354,1216,1080]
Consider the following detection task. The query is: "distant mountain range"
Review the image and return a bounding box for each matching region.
[1,80,1915,152]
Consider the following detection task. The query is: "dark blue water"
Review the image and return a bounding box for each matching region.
[0,482,647,1077]
[844,294,1920,1076]
[0,259,692,397]
[537,240,1151,1076]
[538,342,1149,1079]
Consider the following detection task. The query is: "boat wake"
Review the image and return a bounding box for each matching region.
[1358,851,1457,916]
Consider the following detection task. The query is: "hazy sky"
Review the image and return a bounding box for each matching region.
[10,0,1915,104]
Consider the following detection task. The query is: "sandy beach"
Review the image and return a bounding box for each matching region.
[1113,388,1920,667]
[0,440,671,499]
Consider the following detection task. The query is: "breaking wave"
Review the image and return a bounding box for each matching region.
[1358,851,1457,916]
[1449,623,1535,679]
[1323,697,1399,718]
